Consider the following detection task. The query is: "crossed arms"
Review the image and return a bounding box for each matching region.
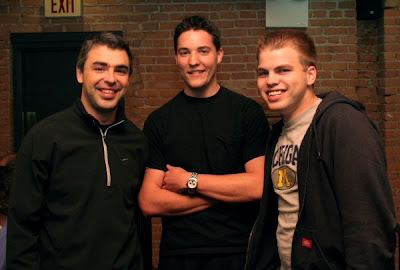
[138,156,265,217]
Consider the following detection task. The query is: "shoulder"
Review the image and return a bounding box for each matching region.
[220,86,264,111]
[316,100,381,146]
[221,87,257,103]
[144,92,187,132]
[147,92,183,119]
[17,107,77,157]
[319,101,373,128]
[28,106,76,136]
[122,120,146,138]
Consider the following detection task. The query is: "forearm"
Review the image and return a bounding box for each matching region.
[139,188,215,217]
[196,172,263,202]
[139,190,214,216]
[138,168,216,217]
[163,156,265,203]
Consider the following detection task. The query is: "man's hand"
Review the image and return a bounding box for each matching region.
[162,164,192,193]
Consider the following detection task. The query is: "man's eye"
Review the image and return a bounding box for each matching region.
[200,50,209,54]
[278,68,290,73]
[257,71,268,77]
[179,51,189,56]
[94,67,104,71]
[116,69,128,75]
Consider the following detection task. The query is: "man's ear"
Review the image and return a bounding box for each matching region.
[174,53,178,65]
[306,65,317,86]
[217,47,224,64]
[76,66,83,83]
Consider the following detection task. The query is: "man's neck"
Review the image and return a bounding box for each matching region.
[95,114,116,125]
[184,83,221,98]
[283,91,319,122]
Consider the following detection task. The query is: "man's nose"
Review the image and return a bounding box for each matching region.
[104,70,116,83]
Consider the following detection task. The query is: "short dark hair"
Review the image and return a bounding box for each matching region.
[257,30,317,68]
[76,32,133,75]
[173,15,221,53]
[0,165,14,216]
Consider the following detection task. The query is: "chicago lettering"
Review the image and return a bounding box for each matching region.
[273,144,299,167]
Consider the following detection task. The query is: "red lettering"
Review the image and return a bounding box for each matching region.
[49,0,77,15]
[51,0,57,13]
[59,0,65,13]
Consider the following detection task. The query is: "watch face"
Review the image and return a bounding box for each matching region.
[187,178,197,189]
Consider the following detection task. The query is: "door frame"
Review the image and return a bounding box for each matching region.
[11,32,99,150]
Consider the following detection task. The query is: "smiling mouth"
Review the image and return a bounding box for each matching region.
[99,89,118,94]
[188,70,204,74]
[268,90,284,96]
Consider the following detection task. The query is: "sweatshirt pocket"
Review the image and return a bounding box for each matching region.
[291,229,332,269]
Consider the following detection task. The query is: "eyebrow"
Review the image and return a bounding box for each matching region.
[258,64,293,70]
[177,46,212,52]
[92,61,107,67]
[274,64,293,69]
[198,46,211,50]
[92,61,129,70]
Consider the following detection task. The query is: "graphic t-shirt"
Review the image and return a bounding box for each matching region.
[272,99,321,270]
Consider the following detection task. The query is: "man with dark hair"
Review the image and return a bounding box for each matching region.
[7,32,148,270]
[244,29,396,269]
[139,15,270,270]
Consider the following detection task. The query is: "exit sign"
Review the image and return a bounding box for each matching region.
[45,0,82,17]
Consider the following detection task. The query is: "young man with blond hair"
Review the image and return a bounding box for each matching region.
[245,30,396,270]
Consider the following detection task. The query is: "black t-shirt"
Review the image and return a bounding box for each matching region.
[143,87,269,255]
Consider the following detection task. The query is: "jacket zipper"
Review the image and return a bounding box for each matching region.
[244,126,282,270]
[96,119,125,187]
[298,109,320,218]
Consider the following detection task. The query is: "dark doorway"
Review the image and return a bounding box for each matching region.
[11,32,152,270]
[11,32,96,150]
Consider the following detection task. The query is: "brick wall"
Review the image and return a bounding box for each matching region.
[381,1,400,220]
[0,0,399,268]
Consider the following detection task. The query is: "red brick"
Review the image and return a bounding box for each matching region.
[107,6,135,14]
[333,54,358,62]
[338,1,356,9]
[185,4,210,12]
[135,4,159,13]
[234,2,262,11]
[23,0,42,6]
[219,11,239,19]
[310,18,334,26]
[235,19,263,28]
[0,14,18,23]
[310,2,337,9]
[0,6,9,15]
[312,10,328,18]
[385,8,400,17]
[160,5,183,12]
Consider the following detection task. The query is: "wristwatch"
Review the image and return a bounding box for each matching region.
[186,172,198,195]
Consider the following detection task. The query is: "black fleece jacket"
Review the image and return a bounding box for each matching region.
[7,99,148,270]
[245,92,396,270]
